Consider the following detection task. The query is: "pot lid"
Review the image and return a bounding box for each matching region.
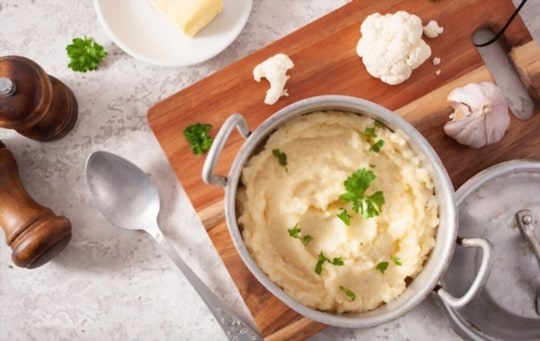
[438,160,540,341]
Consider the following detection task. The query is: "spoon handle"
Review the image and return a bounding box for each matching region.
[149,226,262,341]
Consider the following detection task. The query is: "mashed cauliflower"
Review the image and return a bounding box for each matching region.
[237,111,439,313]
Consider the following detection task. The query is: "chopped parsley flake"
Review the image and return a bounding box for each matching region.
[391,254,403,266]
[364,121,385,152]
[288,224,301,238]
[364,127,377,138]
[272,148,288,168]
[376,261,389,274]
[302,235,313,246]
[339,285,356,301]
[370,139,385,152]
[337,208,351,226]
[288,224,313,246]
[315,252,344,275]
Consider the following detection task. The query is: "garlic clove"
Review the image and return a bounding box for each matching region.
[444,82,510,148]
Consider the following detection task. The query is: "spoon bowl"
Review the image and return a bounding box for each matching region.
[87,151,159,230]
[86,151,261,340]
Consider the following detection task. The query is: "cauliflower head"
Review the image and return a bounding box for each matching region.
[356,11,431,85]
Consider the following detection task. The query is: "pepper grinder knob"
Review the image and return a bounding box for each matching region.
[0,141,72,268]
[0,55,78,141]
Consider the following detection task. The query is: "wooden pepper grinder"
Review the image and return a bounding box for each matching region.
[0,140,72,268]
[0,55,78,141]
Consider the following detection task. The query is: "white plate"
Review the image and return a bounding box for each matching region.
[94,0,253,67]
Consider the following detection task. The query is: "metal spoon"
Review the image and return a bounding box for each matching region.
[86,151,262,340]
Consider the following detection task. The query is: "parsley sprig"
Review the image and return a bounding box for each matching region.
[315,252,344,275]
[66,36,107,72]
[288,224,313,246]
[340,168,385,219]
[183,123,213,155]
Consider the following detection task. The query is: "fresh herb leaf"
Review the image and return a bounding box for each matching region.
[272,148,288,168]
[370,139,385,152]
[314,252,344,275]
[288,224,301,238]
[376,261,389,274]
[183,123,213,155]
[289,224,313,245]
[340,168,385,218]
[363,191,385,218]
[364,121,385,152]
[315,252,327,275]
[391,255,402,266]
[339,285,356,301]
[330,257,344,266]
[337,208,351,226]
[66,36,107,72]
[364,127,377,138]
[8,265,13,269]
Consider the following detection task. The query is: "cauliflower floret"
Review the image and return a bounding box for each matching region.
[356,11,431,85]
[253,53,294,105]
[423,20,444,38]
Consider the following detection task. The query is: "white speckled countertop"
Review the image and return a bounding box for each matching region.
[1,1,538,340]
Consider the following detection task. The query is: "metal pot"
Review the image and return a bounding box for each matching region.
[202,95,493,328]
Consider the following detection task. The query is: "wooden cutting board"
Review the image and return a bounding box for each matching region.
[147,0,537,339]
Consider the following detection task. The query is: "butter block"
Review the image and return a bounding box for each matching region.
[150,0,223,37]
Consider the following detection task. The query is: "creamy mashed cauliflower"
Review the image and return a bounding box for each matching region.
[237,111,439,313]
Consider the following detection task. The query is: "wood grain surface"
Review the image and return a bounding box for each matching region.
[147,0,536,339]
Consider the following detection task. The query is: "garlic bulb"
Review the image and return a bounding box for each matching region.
[444,82,510,148]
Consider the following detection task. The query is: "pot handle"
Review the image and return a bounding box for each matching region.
[202,113,251,187]
[436,237,494,308]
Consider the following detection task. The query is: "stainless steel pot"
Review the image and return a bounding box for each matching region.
[202,95,493,328]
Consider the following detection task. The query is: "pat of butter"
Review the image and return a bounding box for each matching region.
[150,0,223,37]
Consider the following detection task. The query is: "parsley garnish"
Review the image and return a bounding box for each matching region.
[8,265,13,269]
[391,254,402,266]
[376,261,389,274]
[339,285,356,301]
[288,224,313,245]
[183,123,213,155]
[337,208,351,226]
[315,252,344,275]
[340,168,385,218]
[364,127,377,138]
[288,224,301,238]
[272,148,288,169]
[302,235,313,246]
[370,139,385,152]
[364,121,385,152]
[66,36,107,72]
